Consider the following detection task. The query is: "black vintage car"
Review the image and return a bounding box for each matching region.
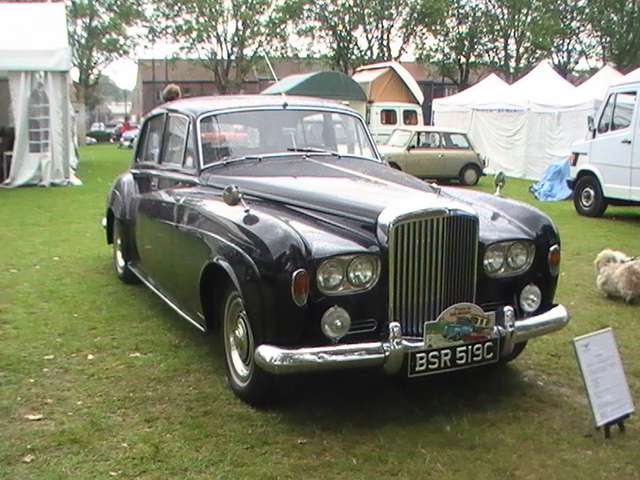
[104,95,569,404]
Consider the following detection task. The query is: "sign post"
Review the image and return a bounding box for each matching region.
[572,328,634,439]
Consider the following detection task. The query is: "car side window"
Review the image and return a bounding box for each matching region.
[161,114,189,166]
[445,133,471,149]
[183,126,196,169]
[598,91,636,134]
[612,92,636,131]
[137,114,166,164]
[417,132,440,149]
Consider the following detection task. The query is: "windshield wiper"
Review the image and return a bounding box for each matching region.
[287,147,341,157]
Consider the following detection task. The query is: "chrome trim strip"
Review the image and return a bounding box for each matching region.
[254,305,569,375]
[129,264,206,332]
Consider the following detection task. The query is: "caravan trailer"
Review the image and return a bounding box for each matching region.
[366,102,424,144]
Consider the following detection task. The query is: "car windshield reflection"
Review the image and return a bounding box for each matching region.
[198,109,377,165]
[385,129,413,147]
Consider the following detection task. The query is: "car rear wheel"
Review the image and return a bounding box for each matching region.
[112,219,139,284]
[459,164,480,186]
[574,175,607,217]
[220,284,275,405]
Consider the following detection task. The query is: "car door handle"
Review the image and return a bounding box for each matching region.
[622,139,632,144]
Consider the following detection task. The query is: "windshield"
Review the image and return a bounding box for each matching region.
[199,109,377,165]
[385,129,413,147]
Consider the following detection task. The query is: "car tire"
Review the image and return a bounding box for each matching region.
[498,341,527,364]
[112,219,139,284]
[459,164,480,186]
[574,176,607,217]
[220,284,275,405]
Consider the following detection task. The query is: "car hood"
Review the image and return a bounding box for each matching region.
[202,156,468,220]
[200,155,542,241]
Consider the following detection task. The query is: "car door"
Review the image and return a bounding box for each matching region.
[439,132,478,176]
[403,131,445,177]
[591,89,637,199]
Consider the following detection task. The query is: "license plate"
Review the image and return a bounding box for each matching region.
[408,338,500,377]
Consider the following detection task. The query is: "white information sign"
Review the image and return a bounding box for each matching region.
[573,328,635,427]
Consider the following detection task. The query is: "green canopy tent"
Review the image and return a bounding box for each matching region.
[261,71,367,118]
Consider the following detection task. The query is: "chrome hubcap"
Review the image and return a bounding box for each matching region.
[114,231,126,272]
[580,187,594,207]
[224,293,253,386]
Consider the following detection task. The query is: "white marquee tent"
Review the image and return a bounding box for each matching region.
[433,62,621,180]
[0,2,79,187]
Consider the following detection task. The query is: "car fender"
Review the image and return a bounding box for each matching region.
[572,164,608,197]
[105,172,138,243]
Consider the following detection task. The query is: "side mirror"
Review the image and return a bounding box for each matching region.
[587,115,595,138]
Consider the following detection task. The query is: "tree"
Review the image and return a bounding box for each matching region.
[67,0,145,108]
[481,0,550,81]
[412,0,486,88]
[544,0,593,77]
[587,0,640,72]
[150,0,281,94]
[281,0,428,74]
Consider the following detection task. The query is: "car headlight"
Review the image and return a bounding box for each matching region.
[317,254,380,295]
[483,241,534,277]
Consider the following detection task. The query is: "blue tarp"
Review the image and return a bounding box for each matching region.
[528,158,572,201]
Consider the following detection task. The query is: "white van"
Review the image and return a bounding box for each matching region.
[569,79,640,216]
[366,102,424,144]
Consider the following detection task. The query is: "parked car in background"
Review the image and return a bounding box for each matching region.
[117,127,139,149]
[104,95,569,405]
[89,122,106,132]
[377,126,486,186]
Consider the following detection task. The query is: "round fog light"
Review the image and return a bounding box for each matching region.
[520,284,542,313]
[321,306,351,341]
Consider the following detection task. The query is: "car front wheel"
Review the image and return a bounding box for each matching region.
[459,164,480,186]
[220,284,275,405]
[574,176,607,217]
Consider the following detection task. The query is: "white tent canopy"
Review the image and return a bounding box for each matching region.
[433,62,621,180]
[0,2,79,187]
[575,65,623,106]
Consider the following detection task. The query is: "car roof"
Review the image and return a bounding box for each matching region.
[149,94,358,118]
[391,126,469,134]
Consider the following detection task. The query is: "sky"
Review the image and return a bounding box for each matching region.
[104,58,139,91]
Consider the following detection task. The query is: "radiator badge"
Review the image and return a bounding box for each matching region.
[424,303,495,348]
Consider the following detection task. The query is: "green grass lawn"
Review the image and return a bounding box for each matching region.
[2,144,640,479]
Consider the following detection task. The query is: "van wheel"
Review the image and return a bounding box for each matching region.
[574,176,607,217]
[459,165,480,186]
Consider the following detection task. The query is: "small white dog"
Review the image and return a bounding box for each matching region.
[594,249,640,303]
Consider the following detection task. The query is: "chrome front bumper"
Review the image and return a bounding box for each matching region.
[254,304,570,375]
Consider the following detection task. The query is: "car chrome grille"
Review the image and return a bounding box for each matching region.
[388,214,478,337]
